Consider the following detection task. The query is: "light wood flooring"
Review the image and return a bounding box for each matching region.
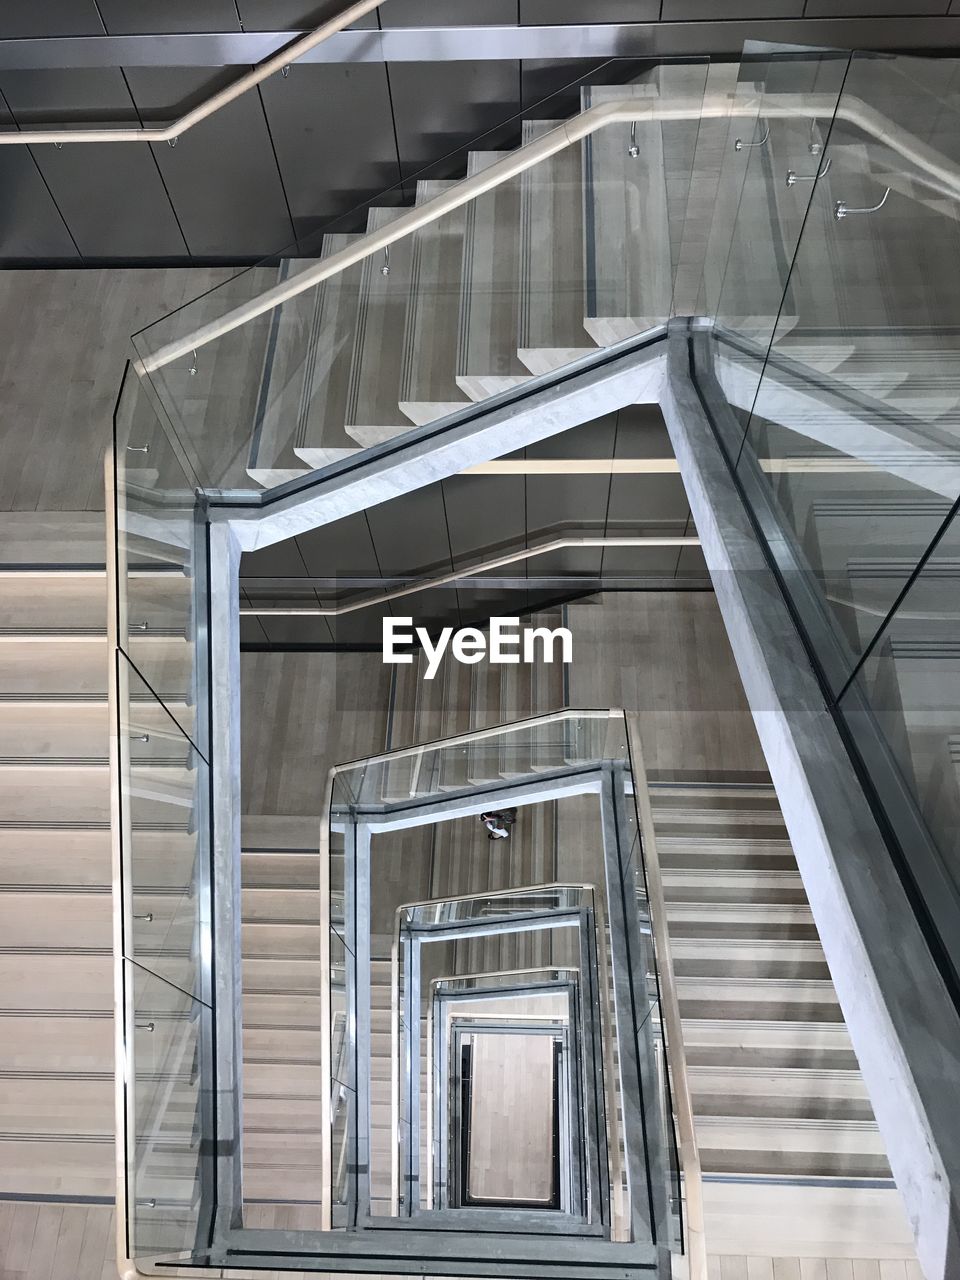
[0,1200,925,1279]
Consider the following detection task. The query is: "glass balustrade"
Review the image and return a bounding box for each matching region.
[700,44,960,998]
[120,60,709,496]
[317,708,687,1276]
[108,37,960,1274]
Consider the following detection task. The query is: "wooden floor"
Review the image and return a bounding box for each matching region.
[0,1200,925,1279]
[706,1263,923,1280]
[467,1032,556,1206]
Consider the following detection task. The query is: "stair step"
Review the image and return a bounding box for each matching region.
[671,937,829,980]
[398,180,471,426]
[581,81,673,345]
[689,1065,873,1121]
[243,957,324,995]
[0,828,112,888]
[0,955,112,1011]
[0,700,187,761]
[295,232,366,460]
[0,762,194,826]
[293,446,359,469]
[662,867,808,905]
[456,150,529,402]
[657,833,795,864]
[243,1060,323,1097]
[0,636,191,701]
[0,513,107,567]
[243,1025,322,1064]
[0,1137,114,1197]
[0,891,112,951]
[244,992,324,1030]
[241,921,323,961]
[0,1075,114,1133]
[664,901,816,937]
[696,1116,889,1179]
[677,976,841,1021]
[242,886,323,925]
[241,849,320,892]
[518,120,597,376]
[344,206,417,447]
[241,814,322,851]
[0,1015,112,1072]
[243,1094,324,1130]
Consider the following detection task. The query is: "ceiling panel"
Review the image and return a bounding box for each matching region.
[295,512,382,578]
[524,414,617,577]
[256,614,337,644]
[0,1,103,38]
[123,66,296,256]
[240,614,270,645]
[388,59,521,179]
[441,474,527,567]
[0,96,80,261]
[95,1,241,34]
[380,0,519,25]
[520,0,659,21]
[662,0,802,15]
[363,485,452,576]
[805,0,944,11]
[242,537,312,578]
[237,1,379,29]
[258,62,401,228]
[0,68,187,259]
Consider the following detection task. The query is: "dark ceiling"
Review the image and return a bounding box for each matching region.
[0,0,958,265]
[238,405,709,650]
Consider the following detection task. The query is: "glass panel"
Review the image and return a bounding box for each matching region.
[332,710,625,809]
[126,64,708,493]
[710,45,850,446]
[743,52,960,679]
[120,651,208,1003]
[128,959,209,1260]
[405,885,589,928]
[114,368,200,747]
[839,506,960,904]
[330,1075,355,1221]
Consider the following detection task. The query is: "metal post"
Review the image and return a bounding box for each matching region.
[598,766,669,1260]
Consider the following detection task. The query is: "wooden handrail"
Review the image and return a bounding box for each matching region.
[0,0,384,147]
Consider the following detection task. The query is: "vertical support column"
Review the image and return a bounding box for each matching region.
[207,517,245,1239]
[406,934,422,1216]
[579,910,609,1231]
[598,764,670,1262]
[345,819,372,1223]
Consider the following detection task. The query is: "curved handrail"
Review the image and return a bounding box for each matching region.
[239,533,701,618]
[137,87,960,374]
[624,712,707,1280]
[0,0,384,146]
